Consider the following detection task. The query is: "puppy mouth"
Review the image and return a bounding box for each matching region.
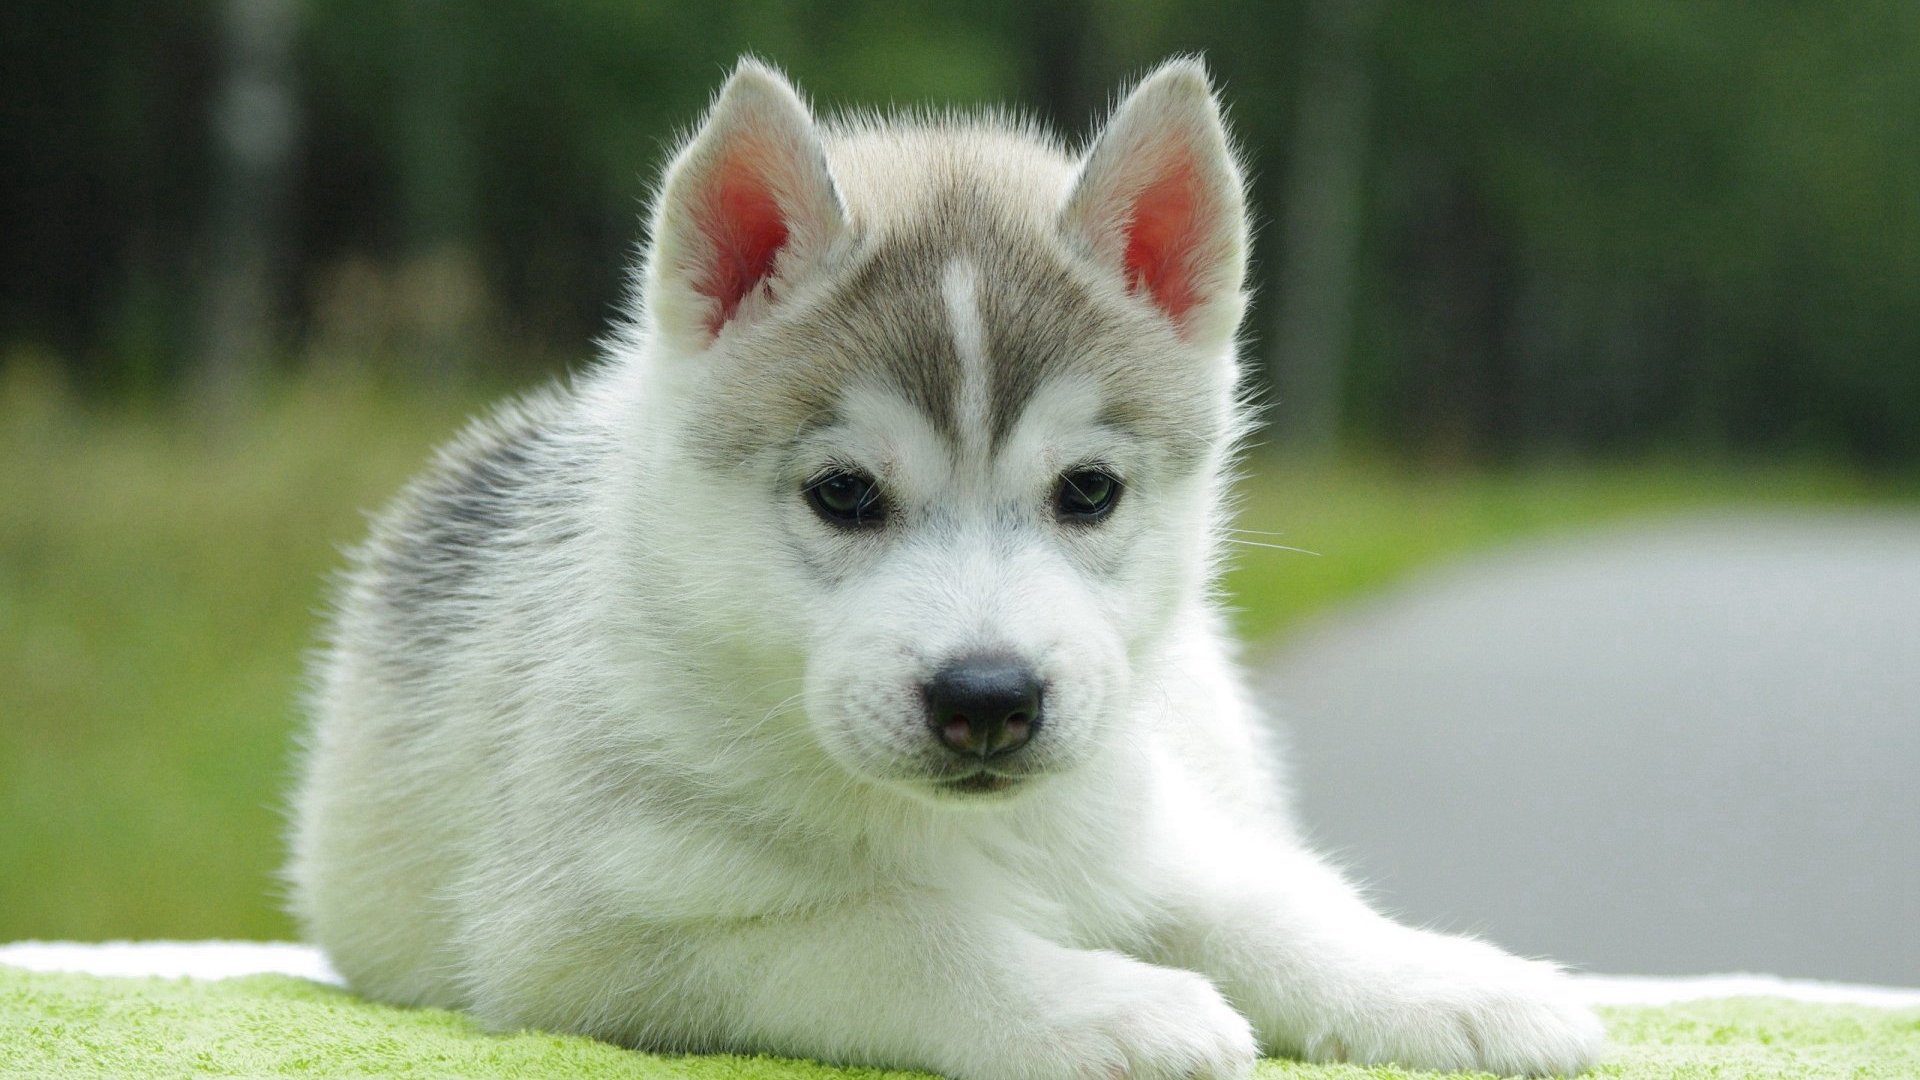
[934,770,1023,796]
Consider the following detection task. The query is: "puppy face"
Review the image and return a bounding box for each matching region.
[768,263,1218,801]
[634,61,1247,801]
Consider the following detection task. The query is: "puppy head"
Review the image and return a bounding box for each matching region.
[628,58,1249,802]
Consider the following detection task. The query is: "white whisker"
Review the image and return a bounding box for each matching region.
[1225,537,1322,556]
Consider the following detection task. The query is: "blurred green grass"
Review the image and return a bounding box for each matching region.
[0,362,1903,942]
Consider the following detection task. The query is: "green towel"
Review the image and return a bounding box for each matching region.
[4,967,1916,1079]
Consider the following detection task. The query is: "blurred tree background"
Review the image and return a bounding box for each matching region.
[6,0,1916,460]
[1,2,1916,942]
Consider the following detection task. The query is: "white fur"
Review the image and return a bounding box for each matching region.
[943,257,992,460]
[288,57,1604,1079]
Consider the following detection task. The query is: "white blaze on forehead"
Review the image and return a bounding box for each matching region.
[942,257,989,460]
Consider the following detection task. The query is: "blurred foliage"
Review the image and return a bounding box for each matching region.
[0,363,1904,940]
[3,1,1917,460]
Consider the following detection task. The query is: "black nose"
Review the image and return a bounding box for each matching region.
[924,656,1043,760]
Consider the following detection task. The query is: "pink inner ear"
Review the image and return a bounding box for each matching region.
[698,157,790,336]
[1122,153,1203,323]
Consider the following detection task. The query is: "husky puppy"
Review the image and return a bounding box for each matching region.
[288,58,1603,1079]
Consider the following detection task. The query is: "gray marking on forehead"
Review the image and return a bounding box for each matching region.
[826,231,965,442]
[688,181,1226,474]
[687,230,963,464]
[953,192,1224,468]
[972,239,1118,450]
[872,185,1134,453]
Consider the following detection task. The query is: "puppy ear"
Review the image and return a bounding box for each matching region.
[1063,58,1248,349]
[644,58,846,352]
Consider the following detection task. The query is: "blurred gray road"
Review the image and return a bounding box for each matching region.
[1258,511,1920,985]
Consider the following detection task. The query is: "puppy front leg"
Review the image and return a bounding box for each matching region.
[1144,847,1603,1077]
[477,892,1256,1080]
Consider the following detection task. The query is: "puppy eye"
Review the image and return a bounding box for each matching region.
[1055,468,1121,522]
[806,468,887,528]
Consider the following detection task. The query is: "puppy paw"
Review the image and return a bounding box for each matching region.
[1291,935,1603,1077]
[998,955,1257,1080]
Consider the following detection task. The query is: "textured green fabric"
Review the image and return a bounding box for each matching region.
[3,968,1917,1079]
